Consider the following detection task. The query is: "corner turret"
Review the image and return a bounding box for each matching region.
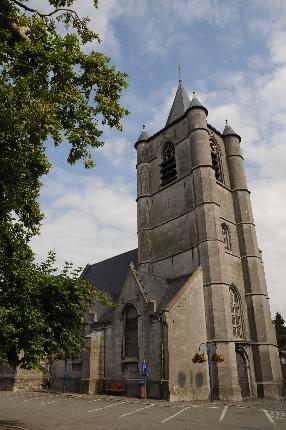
[223,120,246,190]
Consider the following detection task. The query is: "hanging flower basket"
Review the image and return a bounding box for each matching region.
[212,353,224,363]
[53,352,72,360]
[53,351,64,360]
[192,352,208,363]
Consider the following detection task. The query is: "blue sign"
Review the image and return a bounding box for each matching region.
[141,360,149,376]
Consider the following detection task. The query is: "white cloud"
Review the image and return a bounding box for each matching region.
[250,178,286,317]
[31,168,137,268]
[99,137,129,166]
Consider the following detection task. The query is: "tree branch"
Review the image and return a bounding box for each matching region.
[11,0,81,19]
[0,13,30,41]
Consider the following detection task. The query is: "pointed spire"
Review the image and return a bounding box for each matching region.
[134,125,149,149]
[223,119,236,136]
[189,91,208,116]
[166,81,191,126]
[190,91,203,108]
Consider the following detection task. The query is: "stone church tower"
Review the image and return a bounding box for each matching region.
[134,80,282,400]
[45,80,282,402]
[0,81,282,399]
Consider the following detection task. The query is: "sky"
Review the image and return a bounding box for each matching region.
[30,0,286,317]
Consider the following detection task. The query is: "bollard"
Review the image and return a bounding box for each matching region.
[138,379,145,398]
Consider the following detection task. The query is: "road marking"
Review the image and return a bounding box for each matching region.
[120,404,155,417]
[191,403,209,408]
[219,405,228,422]
[88,401,127,413]
[161,406,190,424]
[262,409,277,428]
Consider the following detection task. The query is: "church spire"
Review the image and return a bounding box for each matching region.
[189,91,208,116]
[166,81,191,126]
[223,119,236,136]
[136,124,149,142]
[134,125,149,149]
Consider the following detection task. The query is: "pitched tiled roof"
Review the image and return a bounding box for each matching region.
[82,249,138,300]
[82,248,192,314]
[137,270,193,311]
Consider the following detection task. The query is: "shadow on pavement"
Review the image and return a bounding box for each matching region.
[0,419,29,429]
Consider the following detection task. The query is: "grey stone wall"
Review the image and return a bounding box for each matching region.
[166,268,209,401]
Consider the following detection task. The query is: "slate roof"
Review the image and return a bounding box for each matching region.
[136,128,149,143]
[190,95,203,108]
[82,248,192,315]
[158,273,193,310]
[137,271,192,311]
[166,81,191,126]
[223,123,236,135]
[82,249,138,300]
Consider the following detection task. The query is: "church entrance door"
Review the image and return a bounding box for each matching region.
[236,350,250,398]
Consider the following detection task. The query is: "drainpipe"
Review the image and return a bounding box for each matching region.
[63,352,68,393]
[103,324,106,393]
[157,312,168,400]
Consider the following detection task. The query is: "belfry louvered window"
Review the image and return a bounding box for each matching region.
[125,305,138,357]
[160,141,177,186]
[210,139,224,183]
[230,288,243,339]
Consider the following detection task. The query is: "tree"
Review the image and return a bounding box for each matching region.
[0,1,126,369]
[273,312,286,350]
[0,0,129,236]
[0,235,112,370]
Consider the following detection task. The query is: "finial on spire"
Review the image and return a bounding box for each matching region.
[192,91,196,98]
[223,119,238,137]
[135,124,149,147]
[178,64,182,82]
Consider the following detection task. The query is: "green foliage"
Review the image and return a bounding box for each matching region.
[273,312,286,350]
[0,1,124,369]
[0,0,129,235]
[0,225,113,369]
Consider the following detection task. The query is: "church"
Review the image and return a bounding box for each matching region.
[51,80,282,401]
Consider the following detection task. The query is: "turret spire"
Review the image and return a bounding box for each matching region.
[223,119,236,136]
[189,90,208,115]
[134,124,149,149]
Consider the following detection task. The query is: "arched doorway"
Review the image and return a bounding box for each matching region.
[236,350,250,398]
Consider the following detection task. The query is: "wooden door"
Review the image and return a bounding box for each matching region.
[236,350,250,398]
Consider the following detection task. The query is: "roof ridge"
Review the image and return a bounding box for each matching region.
[89,248,138,268]
[130,262,154,304]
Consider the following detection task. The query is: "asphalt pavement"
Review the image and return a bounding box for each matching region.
[0,390,286,430]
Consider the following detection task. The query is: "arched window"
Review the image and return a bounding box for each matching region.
[230,288,243,339]
[222,223,231,251]
[160,141,177,186]
[210,139,224,183]
[124,305,138,358]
